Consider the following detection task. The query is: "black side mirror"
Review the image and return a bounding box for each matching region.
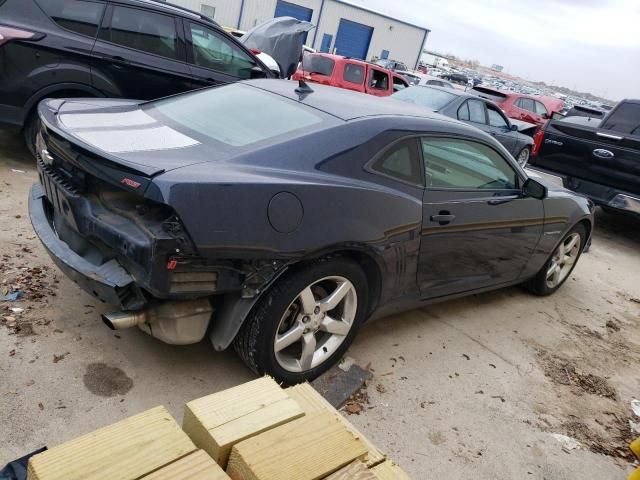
[523,178,547,199]
[250,66,269,79]
[510,124,518,131]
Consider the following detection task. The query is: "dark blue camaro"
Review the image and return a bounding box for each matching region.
[29,79,594,383]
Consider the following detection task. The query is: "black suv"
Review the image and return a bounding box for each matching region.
[0,0,274,152]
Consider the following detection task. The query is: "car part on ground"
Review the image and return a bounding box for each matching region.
[240,16,314,79]
[529,98,640,217]
[392,85,534,160]
[29,79,594,382]
[0,0,273,154]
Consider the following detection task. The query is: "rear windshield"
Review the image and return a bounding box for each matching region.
[303,54,335,76]
[472,87,507,103]
[144,84,323,147]
[393,86,457,111]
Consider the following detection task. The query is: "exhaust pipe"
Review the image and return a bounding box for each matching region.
[101,299,212,345]
[102,310,147,330]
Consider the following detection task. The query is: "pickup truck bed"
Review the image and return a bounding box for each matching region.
[529,99,640,216]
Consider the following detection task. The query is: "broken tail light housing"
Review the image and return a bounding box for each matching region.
[532,129,545,157]
[0,25,43,47]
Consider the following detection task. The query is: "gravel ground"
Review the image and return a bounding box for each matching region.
[1,128,639,479]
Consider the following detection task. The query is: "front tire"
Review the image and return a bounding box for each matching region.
[525,224,586,296]
[516,146,531,167]
[233,258,368,385]
[23,110,40,158]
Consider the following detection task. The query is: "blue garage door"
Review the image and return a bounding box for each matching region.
[274,1,313,42]
[274,1,313,21]
[334,19,373,60]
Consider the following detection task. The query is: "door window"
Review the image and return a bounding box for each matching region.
[518,98,535,112]
[534,101,548,116]
[371,138,422,185]
[368,69,389,90]
[188,23,256,78]
[487,107,509,128]
[35,0,105,37]
[343,63,364,85]
[108,6,177,59]
[602,102,640,135]
[392,75,408,92]
[421,138,518,190]
[464,100,487,124]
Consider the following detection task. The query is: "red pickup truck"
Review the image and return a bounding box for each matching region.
[293,53,408,97]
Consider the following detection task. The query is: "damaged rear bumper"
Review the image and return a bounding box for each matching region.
[29,183,146,310]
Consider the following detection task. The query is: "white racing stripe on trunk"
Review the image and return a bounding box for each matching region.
[72,126,200,153]
[60,110,157,129]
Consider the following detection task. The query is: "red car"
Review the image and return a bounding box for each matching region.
[293,53,408,97]
[472,87,564,127]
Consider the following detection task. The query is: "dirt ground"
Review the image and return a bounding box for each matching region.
[1,128,639,479]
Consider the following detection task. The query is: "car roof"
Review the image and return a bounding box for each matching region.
[113,0,219,24]
[248,79,448,122]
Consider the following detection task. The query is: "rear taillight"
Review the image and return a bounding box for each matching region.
[532,129,545,156]
[0,25,39,47]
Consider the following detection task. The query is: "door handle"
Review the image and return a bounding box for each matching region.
[430,211,456,225]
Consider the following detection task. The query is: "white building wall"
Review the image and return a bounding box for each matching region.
[174,0,242,28]
[315,2,426,68]
[239,0,323,31]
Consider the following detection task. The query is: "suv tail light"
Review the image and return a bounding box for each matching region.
[0,25,41,47]
[532,129,545,156]
[250,49,262,55]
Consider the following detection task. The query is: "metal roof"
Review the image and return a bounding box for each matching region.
[333,0,430,33]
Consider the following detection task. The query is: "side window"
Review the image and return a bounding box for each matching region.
[35,0,105,37]
[188,23,256,78]
[421,137,518,190]
[368,69,389,90]
[371,138,422,185]
[519,98,535,112]
[343,63,364,85]
[109,6,177,59]
[602,103,640,135]
[468,100,487,124]
[457,102,470,121]
[392,75,408,92]
[534,101,548,116]
[487,107,509,128]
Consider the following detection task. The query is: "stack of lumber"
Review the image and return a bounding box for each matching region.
[27,377,412,480]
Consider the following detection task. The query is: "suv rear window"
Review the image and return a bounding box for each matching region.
[145,83,323,147]
[36,0,105,37]
[108,6,177,60]
[303,54,334,76]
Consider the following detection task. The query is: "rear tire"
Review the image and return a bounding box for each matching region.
[23,110,40,158]
[525,224,586,296]
[233,257,368,385]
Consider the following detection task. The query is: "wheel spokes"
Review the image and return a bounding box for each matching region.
[565,234,579,252]
[299,286,316,314]
[320,315,350,336]
[299,333,317,370]
[274,323,304,352]
[319,281,350,312]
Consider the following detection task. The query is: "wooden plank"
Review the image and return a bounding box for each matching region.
[226,410,368,480]
[141,450,229,480]
[27,406,195,480]
[183,377,304,468]
[323,461,377,480]
[287,383,386,467]
[370,460,413,480]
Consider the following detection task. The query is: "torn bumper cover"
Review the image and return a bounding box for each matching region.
[29,183,146,310]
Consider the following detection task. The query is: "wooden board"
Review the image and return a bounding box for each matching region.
[323,461,377,480]
[226,410,368,480]
[370,460,413,480]
[287,383,386,467]
[141,450,229,480]
[183,376,304,467]
[27,406,195,480]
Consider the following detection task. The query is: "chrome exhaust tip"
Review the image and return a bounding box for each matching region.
[102,310,146,330]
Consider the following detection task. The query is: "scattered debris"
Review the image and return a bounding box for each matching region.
[462,353,470,360]
[551,433,581,451]
[630,298,640,304]
[11,169,26,174]
[9,307,24,314]
[38,402,44,411]
[376,383,386,394]
[338,356,355,372]
[605,319,620,332]
[631,399,640,417]
[344,401,363,415]
[491,395,506,403]
[53,352,69,363]
[9,349,15,357]
[489,363,496,369]
[0,291,23,301]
